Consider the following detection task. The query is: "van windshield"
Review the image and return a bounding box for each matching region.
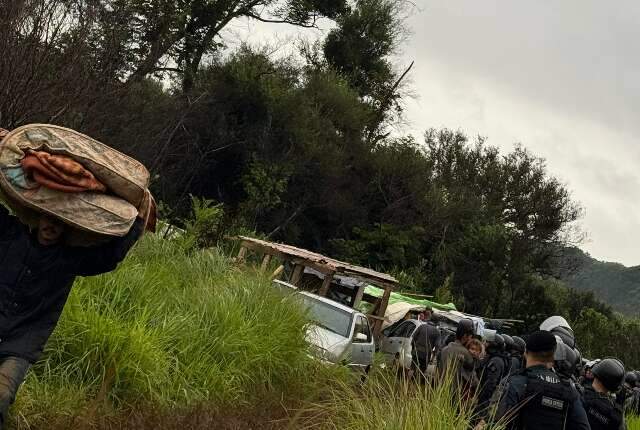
[301,295,353,338]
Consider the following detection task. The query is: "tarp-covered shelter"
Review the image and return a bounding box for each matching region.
[363,285,457,311]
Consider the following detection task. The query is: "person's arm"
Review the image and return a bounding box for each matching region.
[66,218,144,276]
[567,396,591,430]
[494,380,521,427]
[477,359,503,414]
[0,203,19,232]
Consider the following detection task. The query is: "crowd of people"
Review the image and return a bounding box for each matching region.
[414,314,639,429]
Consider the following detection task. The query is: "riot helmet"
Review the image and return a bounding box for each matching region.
[592,358,625,392]
[625,371,638,386]
[456,318,475,340]
[502,334,515,352]
[485,333,505,354]
[554,342,578,379]
[512,336,526,354]
[540,316,575,348]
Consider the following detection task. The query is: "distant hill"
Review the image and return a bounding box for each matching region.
[556,247,640,317]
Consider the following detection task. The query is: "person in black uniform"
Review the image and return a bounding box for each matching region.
[554,342,579,383]
[412,320,440,375]
[502,335,516,374]
[495,330,590,430]
[510,336,526,374]
[581,358,626,430]
[476,333,509,421]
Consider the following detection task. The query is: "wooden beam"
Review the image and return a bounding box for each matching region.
[271,265,285,279]
[290,264,304,285]
[236,246,247,263]
[353,284,366,308]
[260,254,272,272]
[291,258,335,275]
[318,272,335,297]
[373,286,393,339]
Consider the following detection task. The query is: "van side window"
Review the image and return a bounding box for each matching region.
[390,321,415,338]
[353,316,372,343]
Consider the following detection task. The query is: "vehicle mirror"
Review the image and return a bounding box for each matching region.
[355,332,368,342]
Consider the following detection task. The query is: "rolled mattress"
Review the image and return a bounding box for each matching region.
[0,124,149,237]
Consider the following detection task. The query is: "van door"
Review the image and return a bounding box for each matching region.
[351,315,374,368]
[380,321,416,367]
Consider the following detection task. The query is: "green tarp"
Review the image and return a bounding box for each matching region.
[364,285,457,311]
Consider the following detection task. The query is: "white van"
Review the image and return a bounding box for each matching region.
[273,280,375,372]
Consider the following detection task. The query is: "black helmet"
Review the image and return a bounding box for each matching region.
[512,336,526,354]
[554,343,578,379]
[592,358,625,392]
[573,348,583,375]
[502,334,515,352]
[456,318,475,339]
[625,371,638,386]
[486,333,505,353]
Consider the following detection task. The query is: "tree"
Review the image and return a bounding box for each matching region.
[323,0,410,144]
[110,0,349,92]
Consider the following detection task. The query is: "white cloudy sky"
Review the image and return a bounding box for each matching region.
[230,1,640,265]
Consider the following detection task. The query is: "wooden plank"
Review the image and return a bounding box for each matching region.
[374,286,393,339]
[236,246,247,263]
[291,258,335,275]
[235,236,399,285]
[318,272,335,297]
[260,254,272,272]
[353,284,366,308]
[271,265,285,279]
[290,264,305,285]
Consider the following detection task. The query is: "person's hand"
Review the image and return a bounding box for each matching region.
[137,189,157,232]
[473,419,486,430]
[138,190,152,220]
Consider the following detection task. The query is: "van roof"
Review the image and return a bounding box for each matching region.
[273,279,360,315]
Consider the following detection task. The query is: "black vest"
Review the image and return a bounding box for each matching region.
[583,388,623,430]
[518,371,575,430]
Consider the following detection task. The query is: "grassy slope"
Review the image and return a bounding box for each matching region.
[10,234,502,430]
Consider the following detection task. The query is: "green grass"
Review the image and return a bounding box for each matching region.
[293,370,505,430]
[11,234,328,428]
[8,233,506,429]
[628,415,640,430]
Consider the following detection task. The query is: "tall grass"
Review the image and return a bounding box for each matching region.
[11,234,329,428]
[293,368,504,430]
[628,415,640,430]
[9,232,506,429]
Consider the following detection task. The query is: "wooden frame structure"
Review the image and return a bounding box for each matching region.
[235,236,398,338]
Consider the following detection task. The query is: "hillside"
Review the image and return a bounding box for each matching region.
[557,247,640,317]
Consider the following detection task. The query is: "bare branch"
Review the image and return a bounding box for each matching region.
[244,11,318,28]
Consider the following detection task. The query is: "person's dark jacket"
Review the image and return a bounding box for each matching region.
[412,321,439,369]
[437,340,477,393]
[582,386,625,430]
[496,365,591,430]
[477,352,508,417]
[510,354,523,375]
[0,205,143,363]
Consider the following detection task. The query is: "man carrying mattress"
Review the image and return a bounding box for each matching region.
[0,126,153,429]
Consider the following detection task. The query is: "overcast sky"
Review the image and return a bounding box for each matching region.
[232,1,640,265]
